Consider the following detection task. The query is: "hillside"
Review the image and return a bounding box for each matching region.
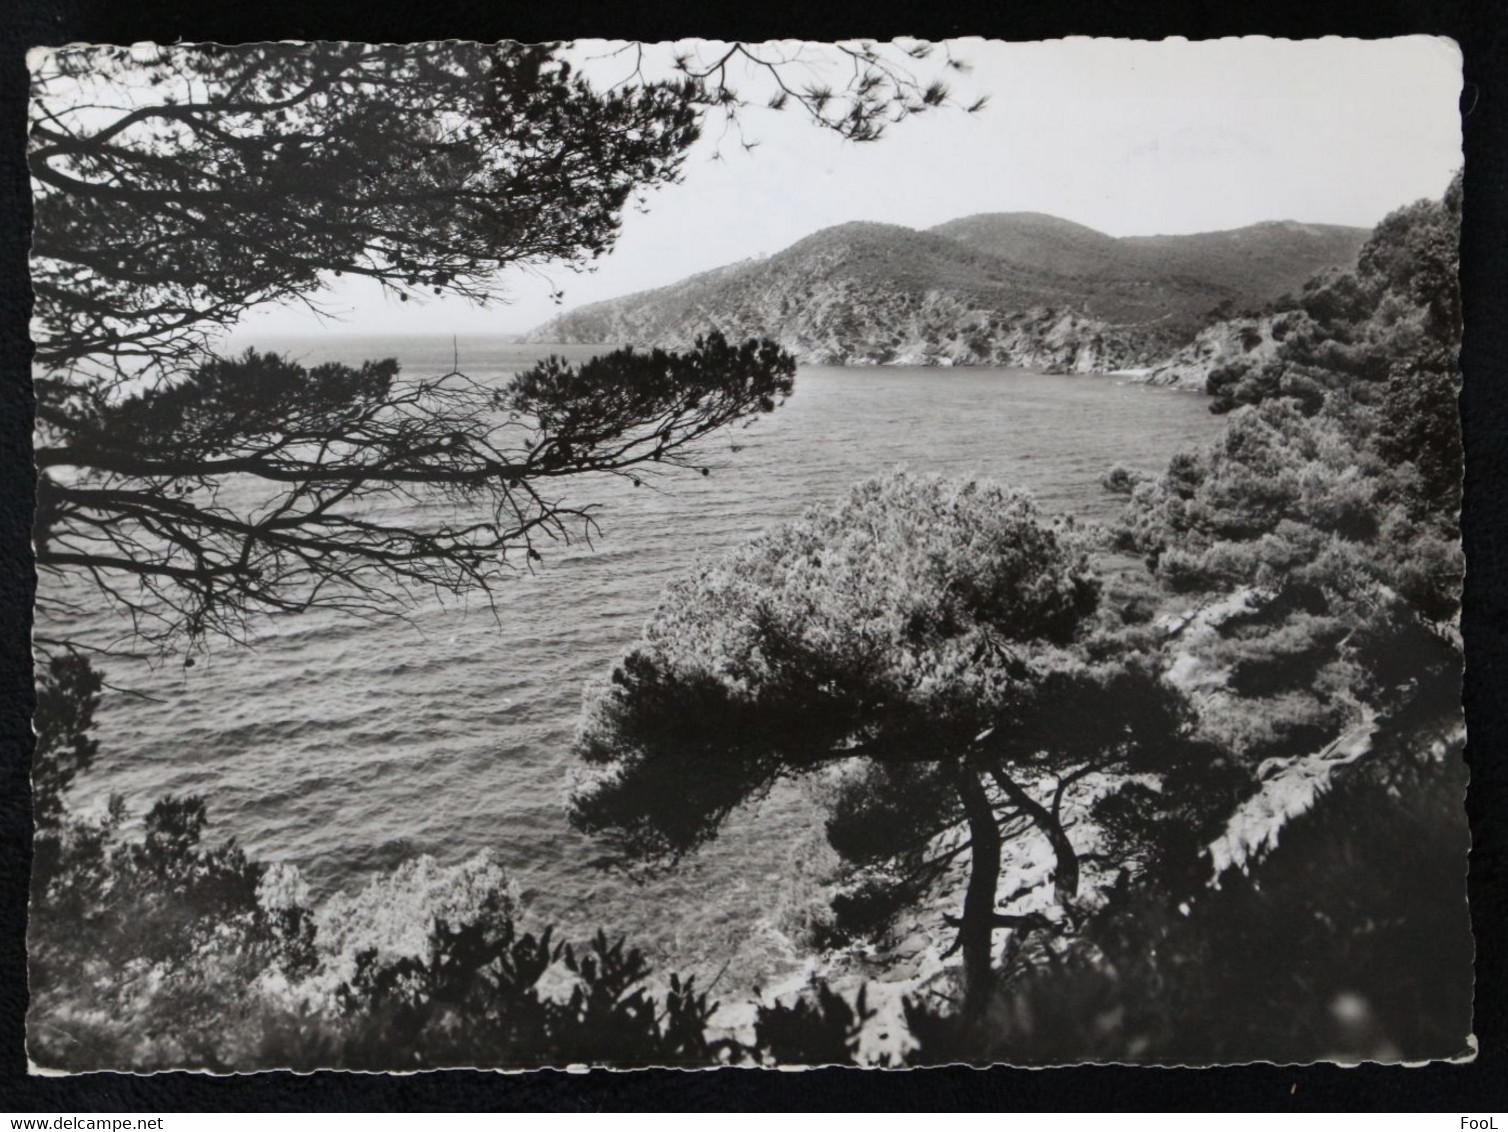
[528,213,1369,372]
[931,213,1368,326]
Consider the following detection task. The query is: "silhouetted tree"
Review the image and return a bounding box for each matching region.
[29,40,973,648]
[34,336,793,645]
[31,43,692,374]
[31,41,975,374]
[569,471,1207,1015]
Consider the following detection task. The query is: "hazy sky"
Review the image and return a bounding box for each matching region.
[233,36,1463,342]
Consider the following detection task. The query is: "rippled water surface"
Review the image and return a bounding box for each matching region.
[47,334,1226,985]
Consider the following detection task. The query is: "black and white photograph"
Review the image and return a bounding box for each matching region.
[22,35,1474,1073]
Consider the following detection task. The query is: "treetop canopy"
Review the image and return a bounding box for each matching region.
[569,470,1108,860]
[30,41,704,379]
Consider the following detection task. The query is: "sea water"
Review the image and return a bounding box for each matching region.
[44,334,1226,991]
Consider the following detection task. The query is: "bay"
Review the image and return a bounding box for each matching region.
[50,333,1226,989]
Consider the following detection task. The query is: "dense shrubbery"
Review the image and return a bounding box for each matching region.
[1060,174,1471,1063]
[893,712,1470,1067]
[1114,395,1461,625]
[30,658,736,1071]
[31,652,100,835]
[1205,174,1462,518]
[1111,177,1464,794]
[30,777,767,1070]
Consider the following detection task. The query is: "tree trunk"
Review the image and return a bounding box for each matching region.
[952,762,1003,1021]
[989,764,1079,900]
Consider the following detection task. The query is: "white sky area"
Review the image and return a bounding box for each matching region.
[231,36,1463,341]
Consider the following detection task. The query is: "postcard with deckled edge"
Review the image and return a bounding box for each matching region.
[25,36,1472,1071]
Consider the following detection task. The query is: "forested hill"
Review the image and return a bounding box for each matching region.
[527,212,1368,371]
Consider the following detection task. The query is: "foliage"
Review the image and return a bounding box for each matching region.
[572,472,1099,854]
[24,37,1002,1072]
[897,725,1472,1066]
[719,176,1467,1066]
[1100,464,1145,495]
[1105,176,1465,912]
[35,334,794,646]
[26,51,1470,1063]
[328,921,728,1071]
[31,654,878,1072]
[29,38,971,377]
[1204,174,1461,519]
[570,470,1219,1013]
[28,790,304,1071]
[1008,175,1474,1065]
[751,982,874,1066]
[663,39,986,144]
[1114,395,1461,626]
[30,814,726,1070]
[30,650,101,833]
[30,39,974,652]
[23,659,883,1072]
[27,672,733,1073]
[1206,177,1460,411]
[30,43,700,375]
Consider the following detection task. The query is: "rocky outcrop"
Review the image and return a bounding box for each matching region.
[1134,314,1285,392]
[537,288,1169,374]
